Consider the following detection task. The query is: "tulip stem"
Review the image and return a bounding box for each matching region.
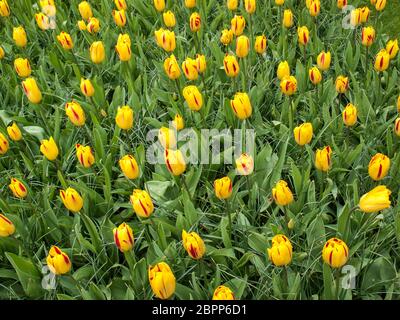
[335,269,341,300]
[144,223,152,246]
[225,199,232,241]
[181,175,193,203]
[365,46,369,74]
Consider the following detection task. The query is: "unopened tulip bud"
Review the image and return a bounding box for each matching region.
[227,0,238,11]
[14,58,31,78]
[119,155,140,179]
[164,55,181,80]
[130,189,154,218]
[182,58,198,80]
[309,0,320,17]
[309,66,322,85]
[163,11,176,28]
[374,49,390,72]
[190,12,201,32]
[0,132,9,154]
[223,54,240,77]
[22,77,42,104]
[76,144,95,168]
[0,46,4,59]
[65,101,86,127]
[293,122,313,146]
[230,92,252,120]
[183,85,203,111]
[112,9,126,27]
[115,0,127,10]
[268,234,293,266]
[0,0,10,17]
[154,0,165,12]
[395,118,400,136]
[90,41,105,64]
[185,0,196,8]
[9,178,27,198]
[337,0,347,9]
[235,153,254,175]
[172,114,184,131]
[60,188,83,212]
[40,137,59,161]
[0,214,15,238]
[297,26,310,46]
[236,35,250,58]
[368,153,390,181]
[255,35,267,54]
[359,185,391,213]
[80,78,95,97]
[13,26,27,48]
[277,61,290,80]
[182,230,205,259]
[315,146,332,172]
[164,149,186,176]
[342,103,357,126]
[148,262,176,300]
[115,36,131,61]
[386,39,399,59]
[7,122,22,141]
[283,9,293,28]
[115,106,134,130]
[113,223,134,252]
[214,176,233,200]
[322,238,349,268]
[196,54,206,73]
[78,1,93,20]
[360,7,370,23]
[231,15,246,36]
[47,246,71,275]
[213,286,235,300]
[77,20,87,31]
[245,0,256,14]
[375,0,386,11]
[317,51,331,71]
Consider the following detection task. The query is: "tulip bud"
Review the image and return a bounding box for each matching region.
[272,180,294,206]
[214,176,233,200]
[235,153,254,175]
[185,0,196,8]
[288,219,295,230]
[13,26,27,48]
[40,137,59,161]
[78,1,93,20]
[65,101,86,127]
[158,127,176,149]
[309,0,320,17]
[182,230,206,259]
[309,66,322,85]
[254,35,267,54]
[317,51,331,71]
[360,7,370,23]
[35,13,50,30]
[183,85,203,111]
[280,76,297,96]
[342,103,357,126]
[361,26,375,47]
[154,0,165,12]
[115,106,134,130]
[0,46,4,59]
[22,77,42,104]
[14,58,31,78]
[57,31,74,50]
[112,9,126,27]
[220,29,234,46]
[297,26,310,46]
[87,17,100,34]
[9,178,28,198]
[172,114,184,131]
[395,118,400,136]
[164,149,186,176]
[293,122,313,146]
[7,122,22,141]
[315,146,332,172]
[196,54,206,73]
[230,92,252,120]
[163,11,176,28]
[223,54,240,77]
[231,15,246,36]
[119,155,140,179]
[337,0,347,9]
[245,0,256,14]
[374,49,390,72]
[235,35,250,58]
[335,75,349,93]
[190,12,201,32]
[155,29,176,52]
[350,8,361,27]
[77,20,87,31]
[359,185,391,213]
[0,132,8,155]
[275,0,285,5]
[368,153,390,181]
[148,262,176,300]
[47,246,71,275]
[113,223,134,252]
[115,0,127,10]
[182,58,198,80]
[227,0,238,11]
[0,214,15,237]
[90,41,105,64]
[164,55,181,80]
[283,9,293,28]
[386,39,399,59]
[375,0,386,11]
[267,234,293,266]
[322,238,349,268]
[0,0,10,17]
[76,144,95,168]
[212,286,235,300]
[60,188,83,212]
[130,189,154,218]
[115,35,131,61]
[277,61,290,80]
[80,78,95,97]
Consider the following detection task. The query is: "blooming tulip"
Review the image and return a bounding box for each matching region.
[196,54,206,73]
[342,103,357,126]
[214,176,233,200]
[9,178,28,198]
[335,75,349,93]
[322,238,349,268]
[0,132,8,155]
[57,32,73,50]
[47,246,71,275]
[65,101,86,127]
[235,153,254,175]
[359,185,391,213]
[317,51,331,71]
[115,0,127,10]
[182,230,206,259]
[0,0,10,17]
[245,0,256,14]
[35,13,50,30]
[220,29,234,46]
[172,114,184,131]
[268,234,293,266]
[190,12,201,32]
[183,85,203,111]
[231,15,246,36]
[7,123,22,142]
[297,26,310,46]
[80,78,95,97]
[227,0,238,11]
[0,214,15,238]
[272,180,294,206]
[280,76,297,96]
[337,0,347,9]
[309,66,322,85]
[130,189,154,218]
[293,122,313,146]
[60,188,84,212]
[185,0,196,9]
[315,146,332,172]
[14,58,31,78]
[119,155,140,179]
[22,77,42,104]
[212,286,235,300]
[112,9,126,27]
[164,149,186,176]
[164,55,181,80]
[182,58,198,80]
[230,92,252,120]
[255,35,267,54]
[360,7,370,23]
[223,54,240,77]
[375,0,386,11]
[386,39,399,59]
[76,144,95,168]
[374,49,390,72]
[368,153,390,181]
[148,262,176,300]
[113,223,134,252]
[361,26,375,47]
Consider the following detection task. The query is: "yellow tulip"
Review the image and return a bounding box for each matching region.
[230,92,252,120]
[183,85,203,111]
[395,118,400,136]
[235,153,254,176]
[154,28,176,52]
[115,35,131,61]
[227,0,238,11]
[231,15,246,36]
[90,41,105,64]
[148,262,176,300]
[342,103,357,127]
[375,0,386,11]
[76,144,95,168]
[0,46,4,59]
[244,0,256,14]
[196,54,206,73]
[293,122,313,146]
[182,230,206,259]
[119,155,140,180]
[335,75,349,93]
[220,29,234,46]
[374,49,390,72]
[280,76,297,96]
[0,214,15,238]
[164,149,186,176]
[35,13,50,30]
[315,146,332,172]
[360,7,370,23]
[163,11,176,28]
[115,0,127,10]
[172,114,184,131]
[267,234,293,266]
[236,35,250,58]
[77,20,87,31]
[40,137,59,161]
[386,39,399,59]
[7,122,22,141]
[80,78,95,97]
[309,0,320,17]
[361,26,375,47]
[57,31,74,50]
[359,185,391,213]
[153,0,165,12]
[297,26,310,46]
[190,12,201,32]
[115,106,134,130]
[350,8,361,27]
[158,127,176,149]
[275,0,285,5]
[317,51,331,71]
[65,101,86,127]
[78,1,93,20]
[46,246,72,275]
[113,223,134,252]
[254,35,267,54]
[182,58,199,80]
[60,188,84,212]
[368,153,390,181]
[272,180,294,206]
[322,238,349,268]
[9,178,28,198]
[277,61,290,80]
[309,66,322,85]
[164,55,181,80]
[22,77,42,104]
[14,58,31,78]
[112,9,126,27]
[13,26,27,48]
[223,54,240,77]
[214,176,233,200]
[212,286,235,300]
[337,0,347,9]
[87,17,100,33]
[0,0,10,17]
[130,189,154,218]
[283,9,294,28]
[185,0,196,8]
[0,132,9,155]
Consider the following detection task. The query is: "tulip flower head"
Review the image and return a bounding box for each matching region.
[35,13,50,30]
[40,137,59,161]
[255,35,267,54]
[0,132,8,155]
[196,54,206,73]
[214,176,233,200]
[361,26,375,47]
[90,41,105,64]
[309,0,320,17]
[230,92,252,120]
[183,85,203,111]
[267,234,293,266]
[56,32,74,50]
[245,0,256,14]
[360,7,370,23]
[386,39,399,59]
[77,20,87,31]
[164,55,181,80]
[76,144,95,168]
[283,9,294,28]
[309,66,322,85]
[182,230,206,259]
[185,0,196,8]
[13,26,27,48]
[212,286,235,300]
[115,0,127,10]
[395,118,400,136]
[337,0,347,9]
[158,127,177,149]
[220,29,234,46]
[115,105,134,130]
[227,0,238,11]
[164,149,186,176]
[153,0,165,12]
[113,223,134,252]
[280,76,297,96]
[342,103,357,126]
[359,185,391,213]
[46,246,71,275]
[14,58,31,78]
[190,12,201,32]
[163,11,176,28]
[182,58,199,80]
[223,54,240,77]
[22,77,42,104]
[231,15,246,36]
[80,78,95,97]
[317,51,331,71]
[350,8,362,27]
[65,101,86,126]
[272,180,294,206]
[0,214,15,238]
[277,61,290,80]
[60,188,84,212]
[9,178,28,199]
[0,0,10,17]
[119,155,140,179]
[335,75,349,93]
[322,238,349,268]
[275,0,285,5]
[112,9,126,27]
[374,49,390,72]
[7,122,22,142]
[172,114,184,131]
[293,122,313,146]
[87,17,100,34]
[236,35,250,58]
[297,26,310,46]
[115,33,131,61]
[78,1,93,21]
[368,153,390,181]
[235,153,254,176]
[375,0,386,11]
[148,262,176,300]
[0,46,4,59]
[315,146,332,172]
[130,189,154,218]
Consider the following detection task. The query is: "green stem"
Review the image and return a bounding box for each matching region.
[181,175,193,203]
[225,199,232,241]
